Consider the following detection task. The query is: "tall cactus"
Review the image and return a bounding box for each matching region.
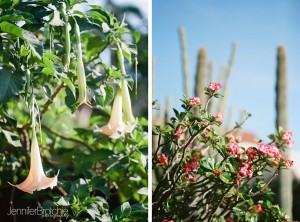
[276,45,293,219]
[178,27,190,97]
[165,96,172,123]
[195,48,207,104]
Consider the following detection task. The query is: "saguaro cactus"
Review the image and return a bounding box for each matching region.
[178,27,190,97]
[195,48,207,104]
[276,45,293,219]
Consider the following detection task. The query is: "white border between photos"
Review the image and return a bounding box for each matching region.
[148,0,152,220]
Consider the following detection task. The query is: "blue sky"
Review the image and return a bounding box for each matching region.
[153,0,300,150]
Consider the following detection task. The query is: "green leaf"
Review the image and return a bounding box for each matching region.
[0,67,25,104]
[65,86,77,113]
[41,67,55,76]
[57,196,70,206]
[84,36,108,60]
[96,85,114,107]
[132,31,140,43]
[22,30,43,59]
[86,203,100,220]
[62,77,76,98]
[0,22,43,59]
[0,21,23,38]
[70,0,87,8]
[1,129,21,147]
[90,176,109,198]
[112,202,131,221]
[69,178,89,201]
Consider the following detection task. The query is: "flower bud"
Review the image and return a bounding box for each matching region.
[74,20,89,105]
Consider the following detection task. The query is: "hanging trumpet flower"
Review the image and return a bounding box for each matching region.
[74,18,89,106]
[49,6,64,27]
[97,88,128,138]
[9,100,59,194]
[121,79,136,132]
[116,42,137,131]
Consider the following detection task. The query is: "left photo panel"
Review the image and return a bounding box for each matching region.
[0,0,148,221]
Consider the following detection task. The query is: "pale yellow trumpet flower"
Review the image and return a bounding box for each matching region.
[9,103,58,193]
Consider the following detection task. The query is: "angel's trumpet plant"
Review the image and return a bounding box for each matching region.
[98,88,128,138]
[116,42,137,131]
[9,103,58,194]
[74,19,89,105]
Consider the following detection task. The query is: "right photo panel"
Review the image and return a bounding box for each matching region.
[152,1,300,221]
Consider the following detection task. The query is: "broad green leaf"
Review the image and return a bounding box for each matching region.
[22,30,43,59]
[62,77,76,98]
[96,84,114,107]
[0,67,25,104]
[84,36,108,60]
[112,202,131,221]
[69,178,89,201]
[0,22,43,59]
[86,203,100,220]
[0,21,23,38]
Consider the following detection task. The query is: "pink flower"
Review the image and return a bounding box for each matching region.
[184,162,199,172]
[235,136,242,143]
[283,158,293,168]
[227,142,240,155]
[188,97,201,106]
[255,204,263,213]
[162,220,174,222]
[159,154,168,166]
[200,149,205,156]
[175,130,182,138]
[238,162,253,178]
[209,82,222,92]
[204,133,210,138]
[193,154,201,161]
[215,112,223,122]
[245,147,258,160]
[282,131,294,147]
[258,144,281,159]
[206,125,213,130]
[282,131,292,140]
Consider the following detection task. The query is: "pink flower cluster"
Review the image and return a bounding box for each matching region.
[238,162,254,178]
[282,131,294,147]
[258,144,281,162]
[258,143,293,167]
[159,154,168,166]
[227,142,240,155]
[245,147,258,160]
[188,97,201,106]
[162,220,174,222]
[209,82,222,92]
[184,155,200,181]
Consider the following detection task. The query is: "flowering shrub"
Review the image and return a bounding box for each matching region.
[0,0,147,221]
[153,83,293,222]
